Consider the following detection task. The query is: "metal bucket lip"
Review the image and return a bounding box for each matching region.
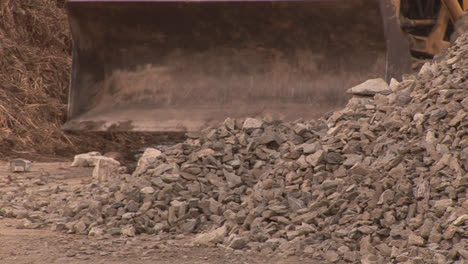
[67,0,345,2]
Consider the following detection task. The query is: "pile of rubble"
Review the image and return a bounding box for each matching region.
[2,34,468,263]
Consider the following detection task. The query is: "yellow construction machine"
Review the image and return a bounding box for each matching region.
[63,0,467,132]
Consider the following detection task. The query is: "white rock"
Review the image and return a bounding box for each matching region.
[452,214,468,226]
[138,148,162,166]
[242,118,263,131]
[92,157,120,183]
[134,148,162,175]
[71,151,102,167]
[418,62,432,75]
[193,226,227,246]
[347,78,391,96]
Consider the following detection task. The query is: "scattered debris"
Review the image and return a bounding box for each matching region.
[1,34,467,262]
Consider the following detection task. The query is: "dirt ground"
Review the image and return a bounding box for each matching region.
[0,161,314,264]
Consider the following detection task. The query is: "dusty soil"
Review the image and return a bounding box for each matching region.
[0,162,311,264]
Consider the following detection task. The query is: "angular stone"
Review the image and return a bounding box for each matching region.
[287,196,305,211]
[73,221,87,235]
[223,169,242,188]
[433,199,453,214]
[71,151,102,167]
[377,190,394,205]
[324,152,344,165]
[306,150,325,167]
[206,173,225,187]
[452,214,468,226]
[92,157,120,183]
[161,174,181,183]
[349,162,371,176]
[428,108,447,122]
[449,109,466,126]
[296,223,316,235]
[428,231,442,243]
[347,78,391,96]
[301,142,322,154]
[196,148,216,158]
[408,233,425,246]
[417,219,433,238]
[343,154,363,167]
[325,250,340,263]
[242,118,263,131]
[442,225,457,240]
[223,118,236,131]
[134,148,162,175]
[194,226,227,245]
[414,180,429,200]
[183,219,198,233]
[122,212,136,220]
[126,200,140,212]
[229,236,249,249]
[321,180,340,191]
[140,187,155,194]
[457,248,468,260]
[293,123,308,135]
[254,131,285,146]
[461,97,468,109]
[208,198,221,215]
[121,225,136,237]
[88,227,104,236]
[179,171,198,181]
[359,235,375,256]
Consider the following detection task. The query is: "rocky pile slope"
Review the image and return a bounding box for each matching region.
[2,34,468,263]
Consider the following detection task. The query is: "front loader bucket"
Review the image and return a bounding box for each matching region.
[64,0,410,132]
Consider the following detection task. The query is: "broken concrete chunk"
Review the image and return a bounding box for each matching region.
[92,157,120,183]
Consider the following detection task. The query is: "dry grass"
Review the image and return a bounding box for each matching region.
[0,0,73,158]
[0,0,172,161]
